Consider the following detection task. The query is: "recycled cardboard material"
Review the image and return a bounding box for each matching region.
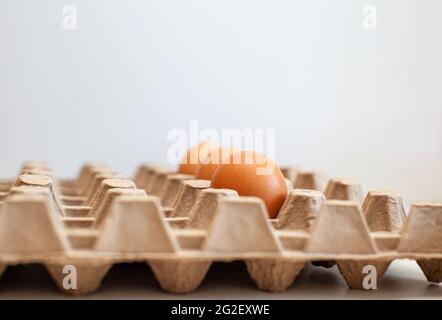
[293,171,327,192]
[325,178,364,203]
[0,162,440,295]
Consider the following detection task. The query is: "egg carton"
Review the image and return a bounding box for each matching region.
[0,162,440,296]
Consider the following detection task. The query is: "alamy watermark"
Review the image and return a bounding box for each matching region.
[62,5,77,30]
[60,263,378,291]
[62,264,77,290]
[362,264,378,290]
[362,5,377,30]
[167,121,277,175]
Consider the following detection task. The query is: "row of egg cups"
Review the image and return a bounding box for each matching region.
[0,162,440,294]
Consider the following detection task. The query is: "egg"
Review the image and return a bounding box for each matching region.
[194,146,238,180]
[178,142,217,175]
[211,151,288,218]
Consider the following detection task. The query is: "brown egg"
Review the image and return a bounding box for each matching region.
[178,142,217,175]
[211,151,288,218]
[194,146,238,180]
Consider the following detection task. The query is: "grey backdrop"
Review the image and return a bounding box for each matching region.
[0,0,441,202]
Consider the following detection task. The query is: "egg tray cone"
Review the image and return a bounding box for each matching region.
[0,162,440,295]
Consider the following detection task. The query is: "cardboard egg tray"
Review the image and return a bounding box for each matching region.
[0,161,440,295]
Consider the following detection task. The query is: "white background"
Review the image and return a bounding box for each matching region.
[0,0,441,202]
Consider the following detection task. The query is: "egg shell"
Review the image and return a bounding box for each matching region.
[178,142,218,175]
[210,151,288,218]
[195,147,238,180]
